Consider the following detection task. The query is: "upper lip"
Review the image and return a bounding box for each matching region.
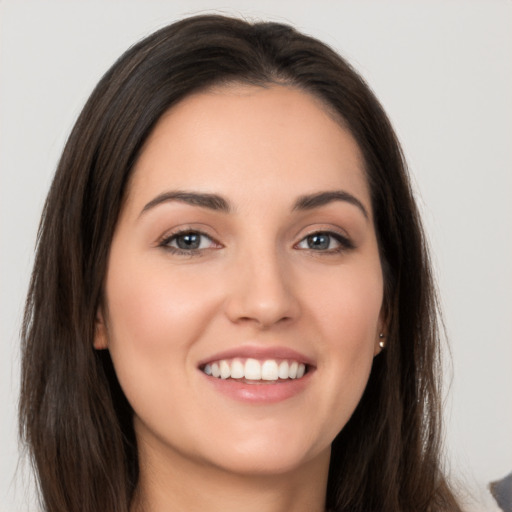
[197,345,315,368]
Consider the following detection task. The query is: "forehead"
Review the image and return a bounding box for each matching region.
[126,84,371,215]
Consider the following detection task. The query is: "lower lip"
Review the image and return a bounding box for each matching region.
[201,371,314,404]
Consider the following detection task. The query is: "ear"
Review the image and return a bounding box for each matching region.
[374,331,385,356]
[93,308,109,350]
[374,306,389,356]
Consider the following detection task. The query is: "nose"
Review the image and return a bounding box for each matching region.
[224,248,300,329]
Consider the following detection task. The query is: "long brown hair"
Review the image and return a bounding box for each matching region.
[19,14,461,512]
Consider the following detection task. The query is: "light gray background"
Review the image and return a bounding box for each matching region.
[1,1,511,510]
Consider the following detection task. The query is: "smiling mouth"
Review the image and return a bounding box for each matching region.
[200,358,309,382]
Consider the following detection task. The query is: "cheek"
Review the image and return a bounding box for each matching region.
[105,254,216,347]
[318,287,380,386]
[308,260,383,348]
[303,262,383,435]
[101,252,228,441]
[102,252,225,401]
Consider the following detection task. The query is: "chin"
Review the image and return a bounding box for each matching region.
[210,448,325,477]
[195,427,330,477]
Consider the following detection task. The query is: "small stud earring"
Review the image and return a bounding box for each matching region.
[379,333,385,349]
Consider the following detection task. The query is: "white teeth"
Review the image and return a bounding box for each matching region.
[244,358,261,380]
[278,361,289,379]
[231,359,244,379]
[220,360,230,379]
[202,358,308,381]
[261,360,279,381]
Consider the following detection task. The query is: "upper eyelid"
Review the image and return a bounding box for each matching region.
[158,226,220,244]
[295,224,351,242]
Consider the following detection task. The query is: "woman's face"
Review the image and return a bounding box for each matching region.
[96,84,384,476]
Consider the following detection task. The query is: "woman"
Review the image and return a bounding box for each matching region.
[19,14,462,512]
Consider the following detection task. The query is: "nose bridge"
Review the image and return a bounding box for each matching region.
[225,237,299,327]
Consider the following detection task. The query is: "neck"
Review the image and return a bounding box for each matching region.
[131,436,330,512]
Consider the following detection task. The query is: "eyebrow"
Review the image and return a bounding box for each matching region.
[140,191,231,216]
[139,189,368,219]
[293,190,369,219]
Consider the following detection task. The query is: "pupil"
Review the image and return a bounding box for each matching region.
[308,233,329,250]
[177,233,200,250]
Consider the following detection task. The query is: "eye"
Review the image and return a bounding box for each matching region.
[160,230,219,254]
[296,231,353,253]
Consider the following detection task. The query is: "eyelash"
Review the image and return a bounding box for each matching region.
[159,229,219,256]
[158,229,355,256]
[295,231,355,254]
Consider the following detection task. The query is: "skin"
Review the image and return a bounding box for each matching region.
[95,84,385,512]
